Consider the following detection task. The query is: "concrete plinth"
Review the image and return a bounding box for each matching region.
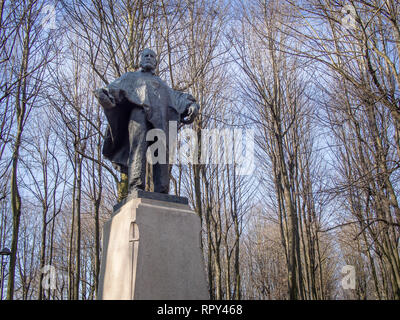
[98,194,209,300]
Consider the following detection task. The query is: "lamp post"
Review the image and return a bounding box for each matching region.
[0,247,11,300]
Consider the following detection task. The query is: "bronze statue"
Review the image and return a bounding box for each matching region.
[94,48,199,194]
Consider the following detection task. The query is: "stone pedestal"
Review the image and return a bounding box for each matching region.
[98,191,209,300]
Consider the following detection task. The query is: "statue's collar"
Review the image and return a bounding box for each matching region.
[140,67,155,75]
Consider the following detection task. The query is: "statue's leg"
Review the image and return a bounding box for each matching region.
[153,127,169,194]
[127,107,149,192]
[153,163,169,193]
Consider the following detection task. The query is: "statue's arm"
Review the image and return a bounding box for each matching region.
[93,74,129,109]
[93,88,116,109]
[172,90,199,124]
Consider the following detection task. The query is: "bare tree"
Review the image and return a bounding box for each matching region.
[5,0,57,300]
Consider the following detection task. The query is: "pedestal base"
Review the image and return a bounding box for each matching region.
[98,195,209,300]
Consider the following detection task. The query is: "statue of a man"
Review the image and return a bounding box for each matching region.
[94,48,199,194]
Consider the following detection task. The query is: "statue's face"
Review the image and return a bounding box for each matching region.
[140,49,157,72]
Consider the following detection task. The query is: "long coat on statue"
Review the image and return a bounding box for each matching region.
[98,70,197,174]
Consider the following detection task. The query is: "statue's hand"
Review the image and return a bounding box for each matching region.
[93,88,116,109]
[181,103,199,124]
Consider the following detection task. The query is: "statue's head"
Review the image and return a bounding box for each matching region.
[140,48,157,73]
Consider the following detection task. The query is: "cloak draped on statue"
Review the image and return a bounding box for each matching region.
[98,70,197,173]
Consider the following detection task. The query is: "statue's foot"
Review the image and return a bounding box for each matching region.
[128,185,144,194]
[154,186,169,194]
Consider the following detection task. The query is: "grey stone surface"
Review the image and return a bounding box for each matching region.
[113,189,188,214]
[98,197,209,300]
[94,48,199,194]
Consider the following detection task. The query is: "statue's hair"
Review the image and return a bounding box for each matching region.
[141,48,156,57]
